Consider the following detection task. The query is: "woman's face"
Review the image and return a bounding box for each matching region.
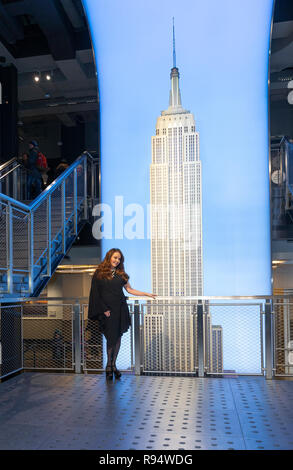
[110,251,121,269]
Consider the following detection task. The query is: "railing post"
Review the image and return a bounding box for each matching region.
[73,168,78,235]
[91,159,95,200]
[28,211,34,294]
[6,202,13,294]
[265,299,273,380]
[6,173,9,197]
[134,300,141,376]
[47,195,51,277]
[197,300,205,377]
[13,164,18,200]
[62,180,66,254]
[24,168,28,201]
[83,157,88,220]
[73,300,82,374]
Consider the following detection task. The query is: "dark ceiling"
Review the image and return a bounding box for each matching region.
[274,0,293,23]
[0,0,90,60]
[0,0,98,128]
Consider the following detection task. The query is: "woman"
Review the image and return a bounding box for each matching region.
[88,248,156,379]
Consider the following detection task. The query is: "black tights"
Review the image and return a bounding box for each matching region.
[106,337,121,368]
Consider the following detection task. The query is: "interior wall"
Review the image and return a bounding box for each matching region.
[18,119,97,162]
[85,120,99,156]
[0,65,18,162]
[61,122,85,163]
[19,119,62,161]
[45,272,93,299]
[270,104,293,137]
[46,271,65,319]
[62,245,100,264]
[273,264,293,290]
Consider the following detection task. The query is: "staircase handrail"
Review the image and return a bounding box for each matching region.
[0,157,18,172]
[0,191,30,212]
[0,162,23,182]
[0,150,98,296]
[0,151,96,212]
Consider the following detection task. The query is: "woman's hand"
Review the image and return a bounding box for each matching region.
[124,282,157,299]
[146,293,157,299]
[104,310,111,317]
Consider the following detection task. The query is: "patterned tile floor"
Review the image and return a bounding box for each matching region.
[0,372,292,450]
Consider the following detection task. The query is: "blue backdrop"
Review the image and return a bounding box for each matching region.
[83,0,273,297]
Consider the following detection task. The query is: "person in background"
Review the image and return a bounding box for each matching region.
[45,162,56,187]
[55,158,69,178]
[35,143,48,189]
[27,140,42,199]
[21,152,29,164]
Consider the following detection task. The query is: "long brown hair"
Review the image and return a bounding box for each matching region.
[94,248,129,282]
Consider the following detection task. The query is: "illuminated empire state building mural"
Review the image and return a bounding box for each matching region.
[144,24,209,372]
[150,32,203,299]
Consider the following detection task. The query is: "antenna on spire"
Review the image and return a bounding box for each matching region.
[172,17,176,68]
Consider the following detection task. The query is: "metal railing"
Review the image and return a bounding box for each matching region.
[138,297,272,378]
[0,158,28,201]
[0,152,99,298]
[273,297,293,377]
[1,295,292,381]
[271,136,293,231]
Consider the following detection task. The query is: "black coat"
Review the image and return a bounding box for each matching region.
[88,273,131,346]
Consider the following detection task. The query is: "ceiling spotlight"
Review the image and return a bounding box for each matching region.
[33,72,40,83]
[288,90,293,105]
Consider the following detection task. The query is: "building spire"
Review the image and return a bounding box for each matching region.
[173,17,176,68]
[162,18,189,115]
[168,17,183,110]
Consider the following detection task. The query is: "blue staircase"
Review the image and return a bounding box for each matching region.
[0,152,98,298]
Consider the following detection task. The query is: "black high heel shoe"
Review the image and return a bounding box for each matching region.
[105,365,113,380]
[112,364,121,379]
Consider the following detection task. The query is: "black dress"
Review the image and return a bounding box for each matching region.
[88,272,131,347]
